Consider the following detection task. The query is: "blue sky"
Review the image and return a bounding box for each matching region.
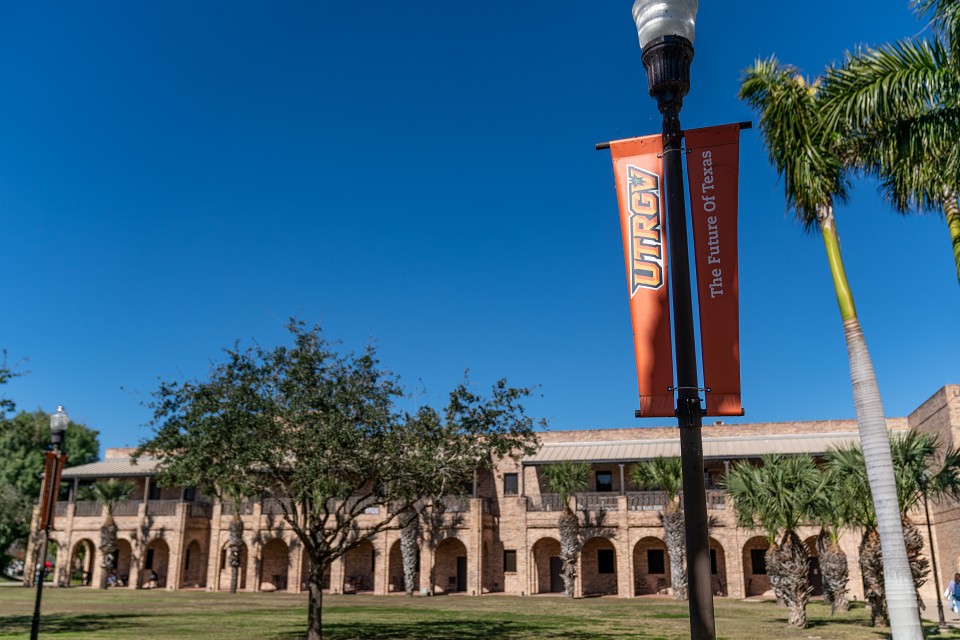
[1,1,957,452]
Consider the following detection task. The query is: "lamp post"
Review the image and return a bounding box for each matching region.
[919,470,948,631]
[29,406,69,640]
[631,2,715,638]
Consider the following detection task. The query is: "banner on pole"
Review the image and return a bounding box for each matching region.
[38,452,66,530]
[609,134,675,417]
[685,123,744,416]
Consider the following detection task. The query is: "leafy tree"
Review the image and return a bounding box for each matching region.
[723,454,824,627]
[740,58,923,640]
[540,461,589,598]
[138,321,541,640]
[821,0,960,285]
[631,457,686,600]
[78,479,135,588]
[0,410,99,574]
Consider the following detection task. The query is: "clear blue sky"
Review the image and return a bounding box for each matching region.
[2,1,957,453]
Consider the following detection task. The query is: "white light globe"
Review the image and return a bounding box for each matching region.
[632,0,698,50]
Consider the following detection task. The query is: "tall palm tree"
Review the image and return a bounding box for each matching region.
[723,454,823,628]
[740,58,923,640]
[822,0,960,286]
[80,479,135,589]
[541,461,589,598]
[631,457,686,600]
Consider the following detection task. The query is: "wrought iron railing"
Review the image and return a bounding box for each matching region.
[113,500,141,517]
[441,496,471,513]
[526,494,565,512]
[74,501,102,517]
[576,492,619,512]
[146,500,178,516]
[221,500,254,516]
[55,502,68,516]
[188,502,213,518]
[626,491,668,511]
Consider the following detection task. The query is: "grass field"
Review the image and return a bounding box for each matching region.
[1,587,957,639]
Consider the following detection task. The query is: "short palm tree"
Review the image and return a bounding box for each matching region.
[810,464,851,614]
[723,454,823,627]
[740,57,923,640]
[80,479,134,588]
[631,457,686,599]
[822,0,960,285]
[541,461,589,597]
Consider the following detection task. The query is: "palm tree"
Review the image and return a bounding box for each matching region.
[225,491,246,594]
[723,454,823,627]
[810,463,851,614]
[822,0,960,285]
[80,479,135,589]
[398,507,420,596]
[740,58,923,640]
[631,457,686,599]
[826,432,960,625]
[541,461,589,597]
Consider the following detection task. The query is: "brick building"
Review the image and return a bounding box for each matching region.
[30,385,960,604]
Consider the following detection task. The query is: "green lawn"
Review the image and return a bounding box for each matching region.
[0,588,957,639]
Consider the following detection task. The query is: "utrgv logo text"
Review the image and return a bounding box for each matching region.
[627,165,664,294]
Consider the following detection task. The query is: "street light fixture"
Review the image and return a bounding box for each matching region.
[631,2,716,639]
[919,470,948,631]
[30,406,69,640]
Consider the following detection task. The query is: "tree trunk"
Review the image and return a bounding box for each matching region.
[818,205,923,639]
[942,191,960,287]
[860,527,887,627]
[661,504,687,600]
[558,506,579,598]
[902,517,930,611]
[400,511,419,596]
[768,532,811,627]
[99,515,118,589]
[816,529,849,614]
[306,560,325,640]
[228,514,244,594]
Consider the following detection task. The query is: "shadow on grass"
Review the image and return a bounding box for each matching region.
[270,620,644,640]
[0,613,141,635]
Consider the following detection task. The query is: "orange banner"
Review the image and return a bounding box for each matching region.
[38,452,66,530]
[610,135,675,417]
[686,124,743,416]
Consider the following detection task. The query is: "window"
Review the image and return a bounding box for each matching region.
[503,473,519,496]
[183,487,197,502]
[461,480,474,496]
[710,549,718,575]
[503,550,517,573]
[750,549,767,575]
[598,549,615,574]
[647,549,665,574]
[148,483,161,500]
[145,549,155,570]
[596,471,613,493]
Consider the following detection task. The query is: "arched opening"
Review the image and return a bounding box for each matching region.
[218,540,248,591]
[343,539,376,593]
[69,539,96,587]
[581,536,617,596]
[709,537,727,596]
[633,536,670,595]
[181,539,205,588]
[104,539,133,588]
[388,539,419,594]
[742,536,771,597]
[142,539,170,589]
[434,537,468,594]
[259,538,289,591]
[803,535,824,597]
[531,537,563,594]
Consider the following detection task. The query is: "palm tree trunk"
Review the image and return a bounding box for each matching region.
[769,531,812,627]
[661,504,687,600]
[819,205,923,639]
[943,191,960,287]
[400,511,419,596]
[99,515,118,590]
[558,506,579,598]
[306,560,325,640]
[816,529,849,614]
[860,527,887,627]
[902,517,930,610]
[228,514,244,594]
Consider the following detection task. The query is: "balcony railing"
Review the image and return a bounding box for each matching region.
[440,496,471,513]
[526,494,566,512]
[576,492,619,512]
[706,490,727,510]
[188,502,213,518]
[113,500,141,517]
[146,500,178,516]
[74,501,102,517]
[221,500,254,516]
[627,491,668,511]
[55,502,68,516]
[262,498,286,516]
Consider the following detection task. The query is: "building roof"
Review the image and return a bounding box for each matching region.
[61,456,159,479]
[523,431,865,465]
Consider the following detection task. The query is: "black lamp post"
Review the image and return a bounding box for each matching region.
[919,471,948,631]
[631,1,715,638]
[29,405,68,640]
